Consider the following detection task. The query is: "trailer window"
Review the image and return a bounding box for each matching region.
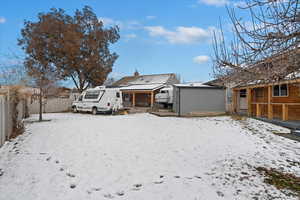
[78,95,83,101]
[84,90,101,99]
[273,84,288,97]
[116,92,120,98]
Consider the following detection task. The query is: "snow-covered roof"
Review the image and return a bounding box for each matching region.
[285,71,300,80]
[128,74,172,85]
[112,73,175,87]
[174,82,221,88]
[235,71,300,88]
[120,84,165,91]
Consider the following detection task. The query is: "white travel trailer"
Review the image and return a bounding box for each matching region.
[72,86,123,114]
[155,86,174,108]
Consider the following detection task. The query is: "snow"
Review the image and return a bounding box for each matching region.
[120,84,164,91]
[128,74,171,85]
[0,113,299,200]
[285,71,300,80]
[174,82,214,88]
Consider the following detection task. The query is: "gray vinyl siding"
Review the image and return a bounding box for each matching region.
[173,87,226,116]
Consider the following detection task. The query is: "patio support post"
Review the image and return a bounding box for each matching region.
[132,93,136,107]
[150,91,154,108]
[256,104,261,117]
[268,86,273,119]
[247,88,252,116]
[282,104,288,121]
[232,89,237,113]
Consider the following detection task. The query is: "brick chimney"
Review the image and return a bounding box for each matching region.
[134,70,140,77]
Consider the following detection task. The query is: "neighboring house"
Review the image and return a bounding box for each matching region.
[232,74,300,122]
[206,72,300,123]
[173,83,226,116]
[112,72,179,107]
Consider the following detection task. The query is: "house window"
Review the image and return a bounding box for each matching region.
[116,92,120,98]
[240,89,246,98]
[273,84,288,97]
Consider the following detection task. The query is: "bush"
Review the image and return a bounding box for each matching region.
[230,114,246,121]
[9,86,25,139]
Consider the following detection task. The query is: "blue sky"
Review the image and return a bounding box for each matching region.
[0,0,245,85]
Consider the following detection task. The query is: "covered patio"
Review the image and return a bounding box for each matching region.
[120,84,164,108]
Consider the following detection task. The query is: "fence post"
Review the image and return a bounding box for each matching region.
[0,95,6,146]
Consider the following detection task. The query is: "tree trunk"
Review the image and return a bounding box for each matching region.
[39,86,43,122]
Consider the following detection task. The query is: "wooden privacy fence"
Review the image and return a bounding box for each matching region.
[0,88,26,147]
[27,97,72,114]
[0,94,12,147]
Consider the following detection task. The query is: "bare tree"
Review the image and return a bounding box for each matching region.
[18,19,63,121]
[213,0,300,84]
[0,54,33,86]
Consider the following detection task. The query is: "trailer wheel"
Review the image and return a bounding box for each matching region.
[72,106,78,113]
[92,107,98,115]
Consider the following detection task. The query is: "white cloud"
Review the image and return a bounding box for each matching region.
[197,0,248,7]
[146,16,156,20]
[0,17,6,24]
[198,0,229,6]
[144,26,214,44]
[98,17,122,27]
[188,4,198,8]
[98,17,141,30]
[193,55,210,64]
[233,1,248,8]
[126,20,142,30]
[125,34,137,39]
[124,34,137,41]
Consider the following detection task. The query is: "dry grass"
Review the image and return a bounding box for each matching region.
[256,167,300,196]
[230,114,247,121]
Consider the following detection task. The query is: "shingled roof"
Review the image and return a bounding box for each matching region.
[112,73,177,87]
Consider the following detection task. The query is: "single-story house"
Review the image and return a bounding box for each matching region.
[206,71,300,127]
[232,76,300,122]
[173,83,226,116]
[112,72,179,107]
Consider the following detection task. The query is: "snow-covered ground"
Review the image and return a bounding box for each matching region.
[0,113,299,200]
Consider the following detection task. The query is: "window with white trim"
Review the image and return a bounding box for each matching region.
[273,84,288,97]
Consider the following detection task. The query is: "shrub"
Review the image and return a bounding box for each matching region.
[9,86,25,138]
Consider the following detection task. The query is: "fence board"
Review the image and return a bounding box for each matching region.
[28,97,72,114]
[0,94,17,147]
[0,95,7,146]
